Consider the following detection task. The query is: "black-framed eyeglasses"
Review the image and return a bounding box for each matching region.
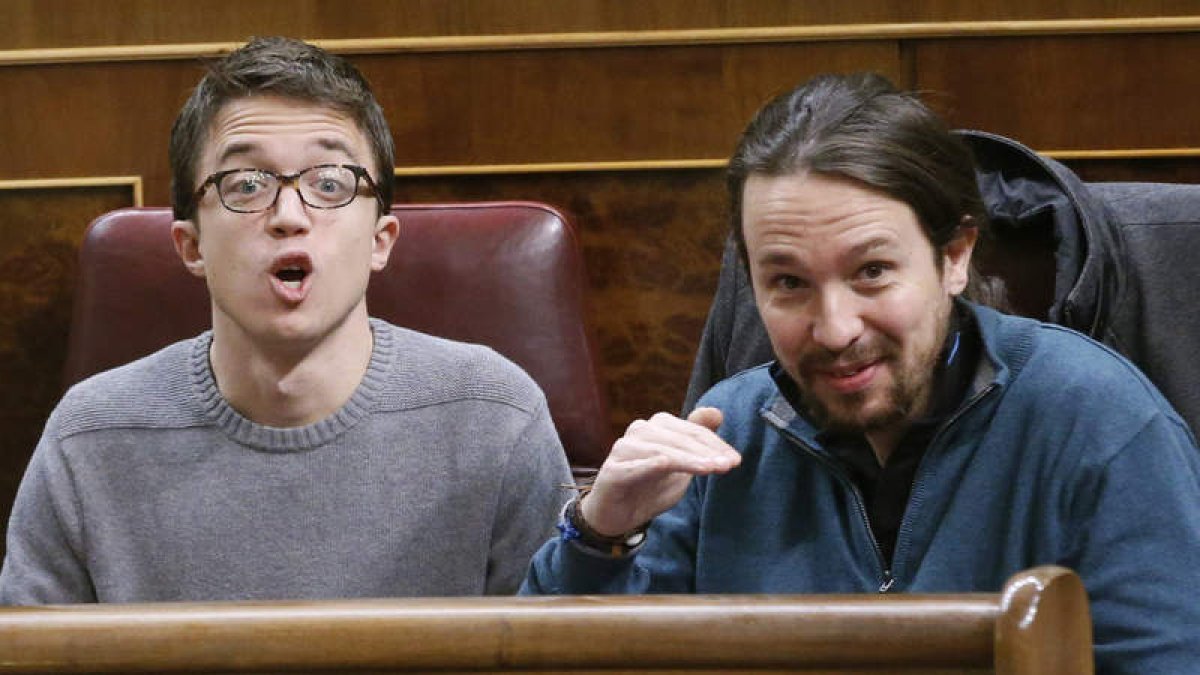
[193,164,385,214]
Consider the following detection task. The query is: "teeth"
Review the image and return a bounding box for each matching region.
[282,280,301,289]
[276,266,307,283]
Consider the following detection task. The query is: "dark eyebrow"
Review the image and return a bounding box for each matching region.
[847,236,898,259]
[215,142,255,167]
[753,235,899,270]
[755,249,801,268]
[315,137,356,158]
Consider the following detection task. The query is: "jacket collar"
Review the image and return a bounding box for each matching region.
[760,300,1025,445]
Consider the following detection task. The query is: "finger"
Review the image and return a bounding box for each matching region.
[686,406,723,431]
[631,412,738,462]
[607,434,739,476]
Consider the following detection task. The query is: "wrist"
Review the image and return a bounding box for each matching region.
[578,492,626,539]
[559,493,649,559]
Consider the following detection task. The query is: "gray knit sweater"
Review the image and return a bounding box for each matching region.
[0,319,573,603]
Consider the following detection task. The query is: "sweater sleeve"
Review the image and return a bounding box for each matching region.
[483,396,574,595]
[0,417,97,604]
[1064,413,1200,675]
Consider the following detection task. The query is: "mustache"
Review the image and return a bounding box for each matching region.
[795,340,895,372]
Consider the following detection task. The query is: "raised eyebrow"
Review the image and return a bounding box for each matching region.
[214,138,361,169]
[215,142,256,167]
[314,138,360,164]
[847,236,901,260]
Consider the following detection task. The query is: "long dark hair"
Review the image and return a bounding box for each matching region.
[727,73,1005,308]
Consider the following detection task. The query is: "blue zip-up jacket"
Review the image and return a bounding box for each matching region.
[524,304,1200,675]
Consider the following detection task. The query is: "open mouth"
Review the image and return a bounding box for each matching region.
[275,266,308,289]
[269,253,314,300]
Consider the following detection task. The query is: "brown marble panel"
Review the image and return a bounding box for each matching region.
[394,169,729,434]
[0,185,135,555]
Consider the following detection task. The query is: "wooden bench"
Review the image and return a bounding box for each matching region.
[0,566,1092,674]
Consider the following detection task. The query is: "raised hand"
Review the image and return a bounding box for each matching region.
[579,407,741,537]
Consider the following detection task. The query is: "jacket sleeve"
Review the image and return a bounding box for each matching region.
[520,476,705,595]
[0,421,97,604]
[484,396,575,595]
[1065,412,1200,675]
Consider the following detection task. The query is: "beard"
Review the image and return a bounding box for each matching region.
[787,308,951,436]
[795,351,928,435]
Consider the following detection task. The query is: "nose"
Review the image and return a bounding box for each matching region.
[810,288,864,352]
[266,183,312,237]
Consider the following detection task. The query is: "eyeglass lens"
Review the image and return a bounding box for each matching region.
[218,166,360,212]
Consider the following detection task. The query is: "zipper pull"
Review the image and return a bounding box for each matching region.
[878,571,895,593]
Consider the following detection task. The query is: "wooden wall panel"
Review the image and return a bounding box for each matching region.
[0,185,137,551]
[4,0,1197,50]
[364,42,902,168]
[0,42,900,200]
[0,60,202,199]
[914,34,1200,150]
[1066,157,1200,183]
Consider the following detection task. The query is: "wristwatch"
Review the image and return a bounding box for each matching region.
[557,494,649,559]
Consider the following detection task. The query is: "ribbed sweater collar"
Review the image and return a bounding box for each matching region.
[188,319,394,452]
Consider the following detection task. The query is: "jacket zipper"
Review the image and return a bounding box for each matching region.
[782,435,893,592]
[893,382,999,564]
[779,382,999,595]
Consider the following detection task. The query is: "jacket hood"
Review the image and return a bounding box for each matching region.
[955,130,1124,339]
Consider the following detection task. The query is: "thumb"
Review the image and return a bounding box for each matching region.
[686,406,724,431]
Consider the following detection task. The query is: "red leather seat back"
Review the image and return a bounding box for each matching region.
[64,203,611,467]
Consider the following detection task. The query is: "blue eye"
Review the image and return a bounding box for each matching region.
[232,179,264,195]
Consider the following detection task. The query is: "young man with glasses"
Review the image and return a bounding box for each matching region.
[0,37,572,603]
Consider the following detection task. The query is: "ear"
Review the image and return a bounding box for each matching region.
[941,217,978,295]
[171,220,207,278]
[370,213,401,272]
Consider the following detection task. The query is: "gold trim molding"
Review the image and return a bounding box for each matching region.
[394,149,1200,177]
[2,17,1199,66]
[1042,148,1200,160]
[0,176,144,206]
[394,159,727,176]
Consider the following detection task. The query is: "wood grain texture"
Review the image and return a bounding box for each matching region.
[0,567,1092,673]
[0,42,899,187]
[914,33,1200,150]
[3,0,1197,50]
